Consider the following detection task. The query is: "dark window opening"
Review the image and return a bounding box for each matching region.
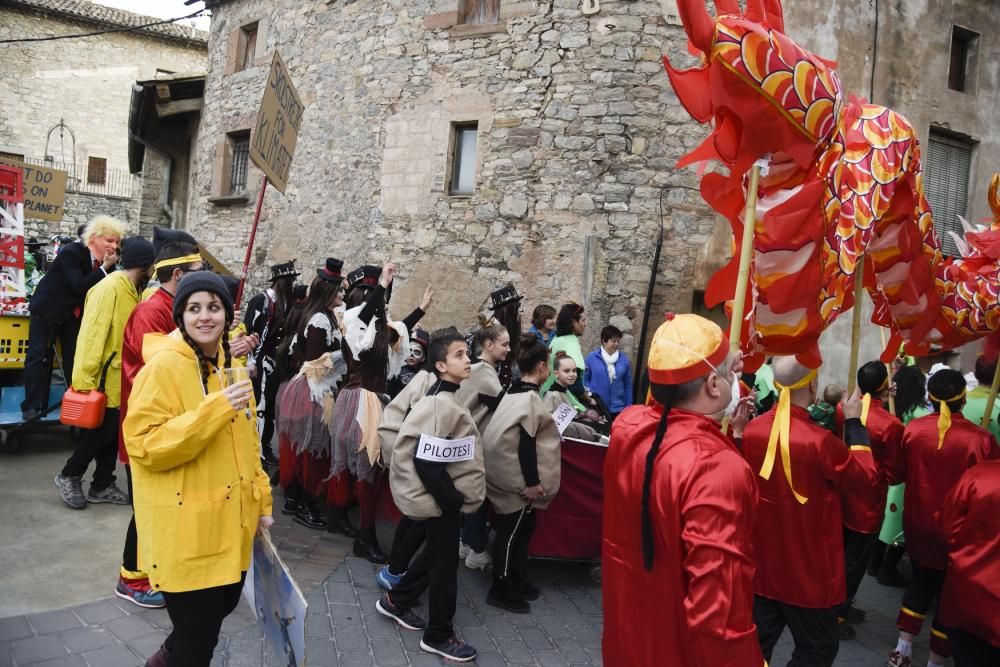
[948,26,979,93]
[228,132,251,194]
[449,123,478,195]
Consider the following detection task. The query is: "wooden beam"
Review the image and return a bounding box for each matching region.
[156,98,203,118]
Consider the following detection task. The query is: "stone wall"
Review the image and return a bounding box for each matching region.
[23,189,140,241]
[187,0,1000,375]
[0,6,206,176]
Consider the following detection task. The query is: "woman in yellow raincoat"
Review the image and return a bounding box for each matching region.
[123,271,273,667]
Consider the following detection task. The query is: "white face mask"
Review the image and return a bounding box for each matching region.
[723,373,741,417]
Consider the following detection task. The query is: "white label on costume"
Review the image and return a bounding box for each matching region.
[415,434,476,463]
[552,403,577,436]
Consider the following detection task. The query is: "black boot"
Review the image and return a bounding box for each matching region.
[144,644,170,667]
[293,505,327,530]
[353,527,388,564]
[326,506,357,538]
[877,545,910,588]
[487,577,530,613]
[282,496,302,516]
[511,571,540,601]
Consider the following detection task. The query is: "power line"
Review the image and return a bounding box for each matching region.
[0,8,207,44]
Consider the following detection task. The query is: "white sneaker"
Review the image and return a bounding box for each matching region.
[458,541,470,559]
[465,549,491,570]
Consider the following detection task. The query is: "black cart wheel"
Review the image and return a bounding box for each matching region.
[589,565,602,584]
[0,429,20,454]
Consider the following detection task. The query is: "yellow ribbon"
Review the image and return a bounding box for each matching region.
[761,368,817,504]
[153,253,203,271]
[859,377,889,425]
[928,388,966,449]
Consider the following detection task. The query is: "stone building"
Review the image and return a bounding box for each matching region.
[188,0,1000,373]
[0,0,207,238]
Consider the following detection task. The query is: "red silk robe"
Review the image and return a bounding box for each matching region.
[602,406,764,667]
[835,399,904,533]
[742,405,877,608]
[117,288,174,462]
[938,460,1000,648]
[886,413,998,570]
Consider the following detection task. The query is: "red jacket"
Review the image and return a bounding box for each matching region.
[602,406,764,667]
[938,460,1000,647]
[886,413,997,569]
[117,289,175,462]
[742,405,877,608]
[835,399,904,533]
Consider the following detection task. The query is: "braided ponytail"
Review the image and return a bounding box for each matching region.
[222,322,233,370]
[640,384,676,571]
[177,321,213,390]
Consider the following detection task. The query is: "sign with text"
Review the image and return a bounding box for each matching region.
[0,160,67,221]
[249,50,304,193]
[415,434,476,463]
[552,402,578,436]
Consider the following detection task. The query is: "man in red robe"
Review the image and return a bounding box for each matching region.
[939,460,1000,666]
[602,313,764,667]
[741,357,877,666]
[884,368,998,667]
[833,361,903,636]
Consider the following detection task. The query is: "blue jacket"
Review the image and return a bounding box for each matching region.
[528,324,556,347]
[584,348,633,414]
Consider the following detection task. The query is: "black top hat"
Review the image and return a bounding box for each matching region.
[152,225,198,254]
[317,257,344,284]
[270,261,299,282]
[347,265,381,291]
[489,284,522,310]
[25,237,44,249]
[411,328,430,349]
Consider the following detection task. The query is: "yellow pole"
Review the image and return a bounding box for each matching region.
[879,326,896,415]
[722,164,763,435]
[981,361,1000,430]
[846,258,865,396]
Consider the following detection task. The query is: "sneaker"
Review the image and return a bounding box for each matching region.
[419,636,477,662]
[465,549,491,571]
[375,594,426,631]
[886,650,912,667]
[54,474,86,509]
[115,576,166,609]
[458,541,470,559]
[87,483,130,505]
[376,566,405,591]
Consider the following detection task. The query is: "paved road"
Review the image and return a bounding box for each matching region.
[0,440,933,666]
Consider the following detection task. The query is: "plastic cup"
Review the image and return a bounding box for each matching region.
[222,366,250,387]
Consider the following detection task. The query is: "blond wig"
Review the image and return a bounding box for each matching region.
[82,215,125,243]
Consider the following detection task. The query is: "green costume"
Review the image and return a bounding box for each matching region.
[878,404,930,545]
[961,384,1000,442]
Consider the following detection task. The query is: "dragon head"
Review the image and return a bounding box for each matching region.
[664,0,845,174]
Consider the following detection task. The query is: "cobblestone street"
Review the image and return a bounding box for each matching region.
[0,484,935,666]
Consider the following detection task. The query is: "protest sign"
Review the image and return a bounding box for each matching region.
[552,403,577,436]
[0,159,67,222]
[249,50,304,193]
[244,531,307,666]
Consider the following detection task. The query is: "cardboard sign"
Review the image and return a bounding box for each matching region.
[0,160,67,222]
[416,434,476,463]
[552,402,578,436]
[249,50,304,193]
[244,531,307,666]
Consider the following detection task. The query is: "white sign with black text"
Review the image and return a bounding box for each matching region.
[415,434,476,463]
[552,403,577,436]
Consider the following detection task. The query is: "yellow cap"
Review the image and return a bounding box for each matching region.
[647,312,729,385]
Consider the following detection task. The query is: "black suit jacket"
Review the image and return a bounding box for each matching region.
[29,241,108,320]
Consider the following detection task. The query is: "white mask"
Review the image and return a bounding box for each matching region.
[724,373,741,417]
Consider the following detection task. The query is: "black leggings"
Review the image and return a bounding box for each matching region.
[122,467,138,572]
[162,573,246,667]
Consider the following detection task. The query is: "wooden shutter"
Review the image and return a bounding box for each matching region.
[87,156,107,185]
[924,132,972,256]
[462,0,501,25]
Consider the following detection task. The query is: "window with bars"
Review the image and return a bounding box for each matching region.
[460,0,501,25]
[87,156,107,185]
[229,132,250,194]
[449,123,478,195]
[925,130,974,256]
[238,23,258,72]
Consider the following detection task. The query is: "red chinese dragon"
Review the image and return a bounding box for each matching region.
[664,0,1000,370]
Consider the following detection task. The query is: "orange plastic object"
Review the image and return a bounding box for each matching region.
[59,387,107,429]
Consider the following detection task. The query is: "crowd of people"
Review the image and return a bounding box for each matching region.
[23,215,637,665]
[603,312,999,667]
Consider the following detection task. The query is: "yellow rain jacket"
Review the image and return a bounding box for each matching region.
[123,330,272,594]
[72,270,140,407]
